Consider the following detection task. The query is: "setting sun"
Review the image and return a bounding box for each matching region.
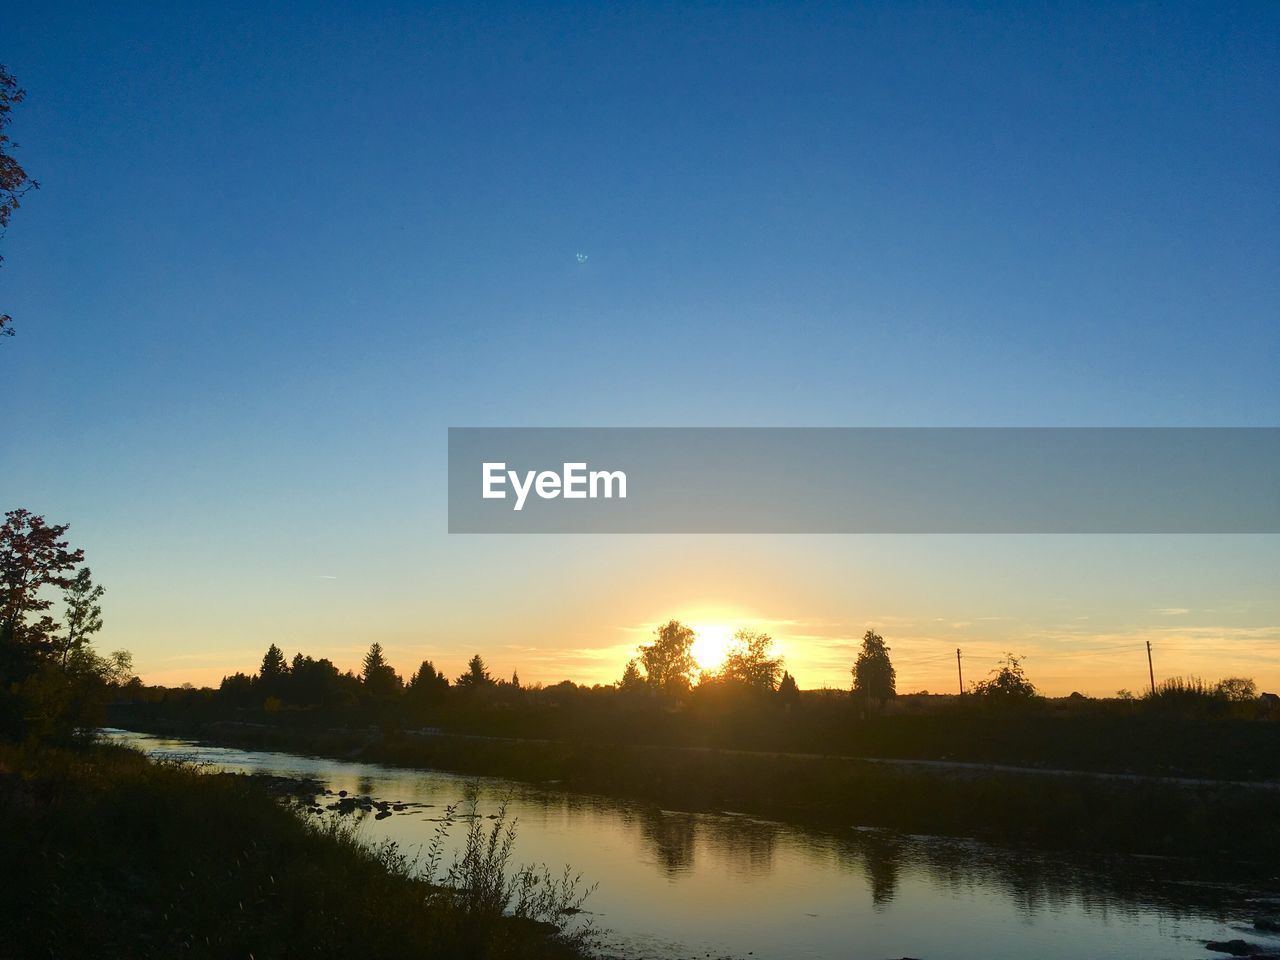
[689,623,736,672]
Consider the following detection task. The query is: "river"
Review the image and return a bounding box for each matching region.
[100,728,1276,960]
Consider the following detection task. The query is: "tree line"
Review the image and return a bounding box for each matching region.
[174,616,1265,717]
[5,505,1264,731]
[202,622,1055,714]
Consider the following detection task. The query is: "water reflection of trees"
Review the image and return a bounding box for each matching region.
[700,815,781,878]
[627,809,906,906]
[628,809,787,879]
[817,828,1247,922]
[402,776,1256,922]
[637,809,698,877]
[859,832,903,908]
[629,805,1256,919]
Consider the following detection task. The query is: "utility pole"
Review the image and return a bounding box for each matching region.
[1146,640,1156,696]
[957,648,964,695]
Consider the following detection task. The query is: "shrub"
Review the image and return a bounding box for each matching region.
[972,654,1038,701]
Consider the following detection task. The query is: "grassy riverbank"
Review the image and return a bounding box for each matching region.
[118,718,1280,864]
[0,740,589,960]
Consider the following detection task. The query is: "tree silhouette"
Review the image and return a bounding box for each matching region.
[0,512,130,737]
[257,643,289,699]
[0,509,85,682]
[972,653,1037,700]
[58,568,104,670]
[618,658,644,692]
[637,620,697,696]
[720,629,783,691]
[852,629,896,707]
[0,65,38,339]
[1215,677,1257,702]
[406,659,449,705]
[361,642,403,697]
[456,653,494,688]
[777,670,800,705]
[285,654,354,707]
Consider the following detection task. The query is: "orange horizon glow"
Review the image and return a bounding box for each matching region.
[135,610,1280,700]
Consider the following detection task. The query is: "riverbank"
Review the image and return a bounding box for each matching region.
[0,739,589,960]
[117,718,1280,864]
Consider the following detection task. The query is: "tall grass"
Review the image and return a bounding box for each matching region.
[0,741,592,959]
[318,788,596,944]
[1144,676,1259,716]
[430,791,596,935]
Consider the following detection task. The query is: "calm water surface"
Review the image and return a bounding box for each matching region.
[101,729,1277,960]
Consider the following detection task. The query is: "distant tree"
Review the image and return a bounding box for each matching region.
[361,642,386,675]
[973,653,1038,701]
[720,629,784,691]
[220,671,256,706]
[455,653,494,688]
[99,649,135,687]
[257,643,289,698]
[260,643,288,677]
[776,670,800,705]
[57,567,105,670]
[361,642,403,697]
[406,659,449,706]
[286,654,351,707]
[510,669,520,689]
[408,659,447,688]
[0,65,38,339]
[637,620,697,696]
[0,509,85,682]
[1215,677,1257,702]
[618,658,645,692]
[852,629,896,707]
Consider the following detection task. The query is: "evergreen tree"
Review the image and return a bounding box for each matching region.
[456,653,494,688]
[618,659,644,692]
[260,643,288,678]
[361,642,403,697]
[406,659,449,706]
[258,643,289,699]
[777,670,800,705]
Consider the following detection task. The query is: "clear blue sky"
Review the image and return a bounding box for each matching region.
[3,2,1278,691]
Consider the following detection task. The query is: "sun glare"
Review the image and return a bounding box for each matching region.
[690,623,736,672]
